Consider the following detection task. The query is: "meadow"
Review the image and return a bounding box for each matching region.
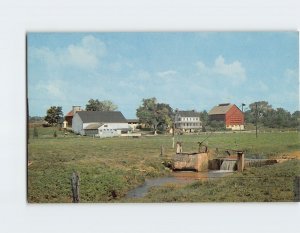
[27,127,300,202]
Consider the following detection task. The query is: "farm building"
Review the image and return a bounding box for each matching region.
[72,111,130,137]
[208,103,244,130]
[174,110,202,132]
[65,106,82,126]
[127,119,139,131]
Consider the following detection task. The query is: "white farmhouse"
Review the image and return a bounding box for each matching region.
[174,110,202,132]
[72,111,130,137]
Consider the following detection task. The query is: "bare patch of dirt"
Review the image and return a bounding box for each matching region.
[277,151,300,160]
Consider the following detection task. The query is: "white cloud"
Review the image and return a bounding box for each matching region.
[29,35,106,70]
[157,70,177,78]
[196,55,247,85]
[284,68,298,83]
[36,80,66,100]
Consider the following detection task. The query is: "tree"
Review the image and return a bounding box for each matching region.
[249,101,273,119]
[199,110,209,126]
[273,108,292,128]
[291,111,300,128]
[248,101,272,137]
[44,106,63,126]
[85,99,118,111]
[136,97,173,134]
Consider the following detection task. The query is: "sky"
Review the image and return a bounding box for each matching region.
[27,32,299,119]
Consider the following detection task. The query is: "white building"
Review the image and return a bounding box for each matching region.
[174,110,202,132]
[72,111,130,137]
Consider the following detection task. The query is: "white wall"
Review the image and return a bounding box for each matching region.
[72,113,84,135]
[98,123,129,131]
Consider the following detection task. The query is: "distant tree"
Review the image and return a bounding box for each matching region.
[246,101,298,129]
[44,106,63,126]
[85,99,118,111]
[291,111,300,128]
[29,116,44,123]
[261,109,277,128]
[136,97,173,134]
[249,101,272,119]
[292,110,300,118]
[244,110,255,124]
[199,110,209,126]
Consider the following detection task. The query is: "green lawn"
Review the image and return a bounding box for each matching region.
[133,159,300,202]
[27,127,300,202]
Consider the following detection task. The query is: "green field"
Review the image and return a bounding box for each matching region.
[27,127,300,202]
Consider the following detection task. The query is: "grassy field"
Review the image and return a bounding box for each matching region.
[131,159,300,202]
[27,127,300,202]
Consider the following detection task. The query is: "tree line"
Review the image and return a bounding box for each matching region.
[41,98,299,130]
[244,101,299,129]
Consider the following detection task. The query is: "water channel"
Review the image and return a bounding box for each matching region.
[126,170,234,198]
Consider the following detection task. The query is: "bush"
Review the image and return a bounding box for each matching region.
[207,120,226,131]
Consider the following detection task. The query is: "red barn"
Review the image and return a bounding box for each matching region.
[208,103,244,130]
[65,106,82,126]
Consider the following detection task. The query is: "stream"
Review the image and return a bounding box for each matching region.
[126,170,234,198]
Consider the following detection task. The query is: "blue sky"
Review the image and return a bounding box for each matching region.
[27,32,299,118]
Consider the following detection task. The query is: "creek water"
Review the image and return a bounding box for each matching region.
[126,170,234,198]
[220,160,237,171]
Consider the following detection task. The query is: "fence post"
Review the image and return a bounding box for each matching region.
[176,142,182,154]
[294,176,300,202]
[237,151,245,172]
[71,171,80,203]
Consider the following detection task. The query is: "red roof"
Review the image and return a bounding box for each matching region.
[65,110,74,117]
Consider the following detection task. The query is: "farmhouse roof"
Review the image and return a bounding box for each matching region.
[76,111,128,123]
[176,110,200,117]
[208,103,234,115]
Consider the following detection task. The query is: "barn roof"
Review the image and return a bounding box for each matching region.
[65,110,74,117]
[84,123,104,130]
[176,110,200,117]
[76,111,128,123]
[208,103,235,115]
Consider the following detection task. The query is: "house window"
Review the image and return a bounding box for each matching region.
[104,125,108,127]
